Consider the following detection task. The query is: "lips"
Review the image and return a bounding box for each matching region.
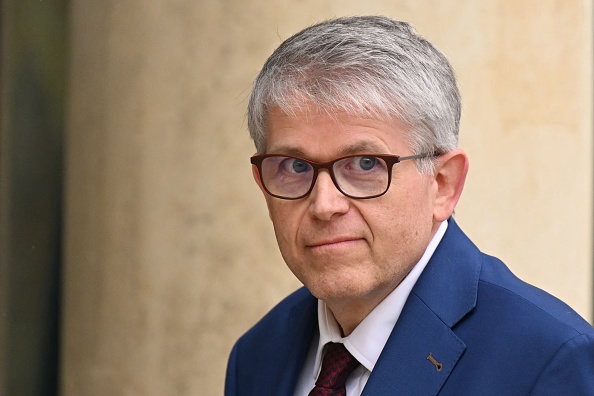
[306,236,364,249]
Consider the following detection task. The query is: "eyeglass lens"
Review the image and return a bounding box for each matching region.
[259,155,389,199]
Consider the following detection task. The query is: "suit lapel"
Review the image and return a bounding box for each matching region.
[362,294,466,395]
[363,218,481,395]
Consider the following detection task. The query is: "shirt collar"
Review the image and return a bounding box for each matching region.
[313,220,449,375]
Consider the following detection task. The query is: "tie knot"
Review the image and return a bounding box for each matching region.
[309,343,360,395]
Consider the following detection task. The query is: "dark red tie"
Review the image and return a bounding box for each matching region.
[308,343,361,396]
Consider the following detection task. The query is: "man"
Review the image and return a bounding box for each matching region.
[225,16,594,395]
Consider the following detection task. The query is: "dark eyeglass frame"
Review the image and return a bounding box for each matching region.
[250,153,435,200]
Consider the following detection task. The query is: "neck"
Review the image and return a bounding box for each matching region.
[326,280,402,337]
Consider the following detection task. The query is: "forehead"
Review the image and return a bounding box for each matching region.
[264,105,411,159]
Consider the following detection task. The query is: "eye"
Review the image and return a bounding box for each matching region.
[354,156,378,171]
[281,158,311,174]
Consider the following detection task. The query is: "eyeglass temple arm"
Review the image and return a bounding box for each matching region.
[398,152,440,162]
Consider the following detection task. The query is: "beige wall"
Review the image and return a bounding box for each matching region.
[62,1,593,395]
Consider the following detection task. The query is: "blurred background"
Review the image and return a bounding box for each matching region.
[0,0,592,395]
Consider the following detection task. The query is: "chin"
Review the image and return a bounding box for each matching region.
[304,274,376,303]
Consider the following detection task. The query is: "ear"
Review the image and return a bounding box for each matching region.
[432,148,469,222]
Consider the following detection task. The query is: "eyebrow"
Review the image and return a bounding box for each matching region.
[336,141,389,156]
[268,140,391,159]
[267,146,309,158]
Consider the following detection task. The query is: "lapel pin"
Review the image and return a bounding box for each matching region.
[426,353,443,372]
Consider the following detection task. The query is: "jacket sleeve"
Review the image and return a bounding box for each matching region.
[529,333,594,395]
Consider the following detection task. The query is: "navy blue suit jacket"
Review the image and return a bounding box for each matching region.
[225,219,594,395]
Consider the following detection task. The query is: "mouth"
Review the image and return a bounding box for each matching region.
[306,237,365,251]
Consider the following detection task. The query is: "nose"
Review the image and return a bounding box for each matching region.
[308,171,350,221]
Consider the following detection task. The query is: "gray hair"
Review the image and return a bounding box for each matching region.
[247,16,461,173]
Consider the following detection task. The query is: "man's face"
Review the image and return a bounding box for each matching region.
[255,105,441,311]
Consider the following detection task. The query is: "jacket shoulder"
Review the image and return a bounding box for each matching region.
[478,253,594,336]
[226,287,317,396]
[238,287,316,343]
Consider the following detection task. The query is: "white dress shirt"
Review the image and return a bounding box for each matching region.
[293,220,448,396]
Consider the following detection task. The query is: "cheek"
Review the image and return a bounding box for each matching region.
[369,185,435,252]
[267,202,303,254]
[268,205,313,286]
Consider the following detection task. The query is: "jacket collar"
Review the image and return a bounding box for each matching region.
[412,217,481,327]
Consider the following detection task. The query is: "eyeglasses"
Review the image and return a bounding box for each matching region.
[251,153,434,200]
